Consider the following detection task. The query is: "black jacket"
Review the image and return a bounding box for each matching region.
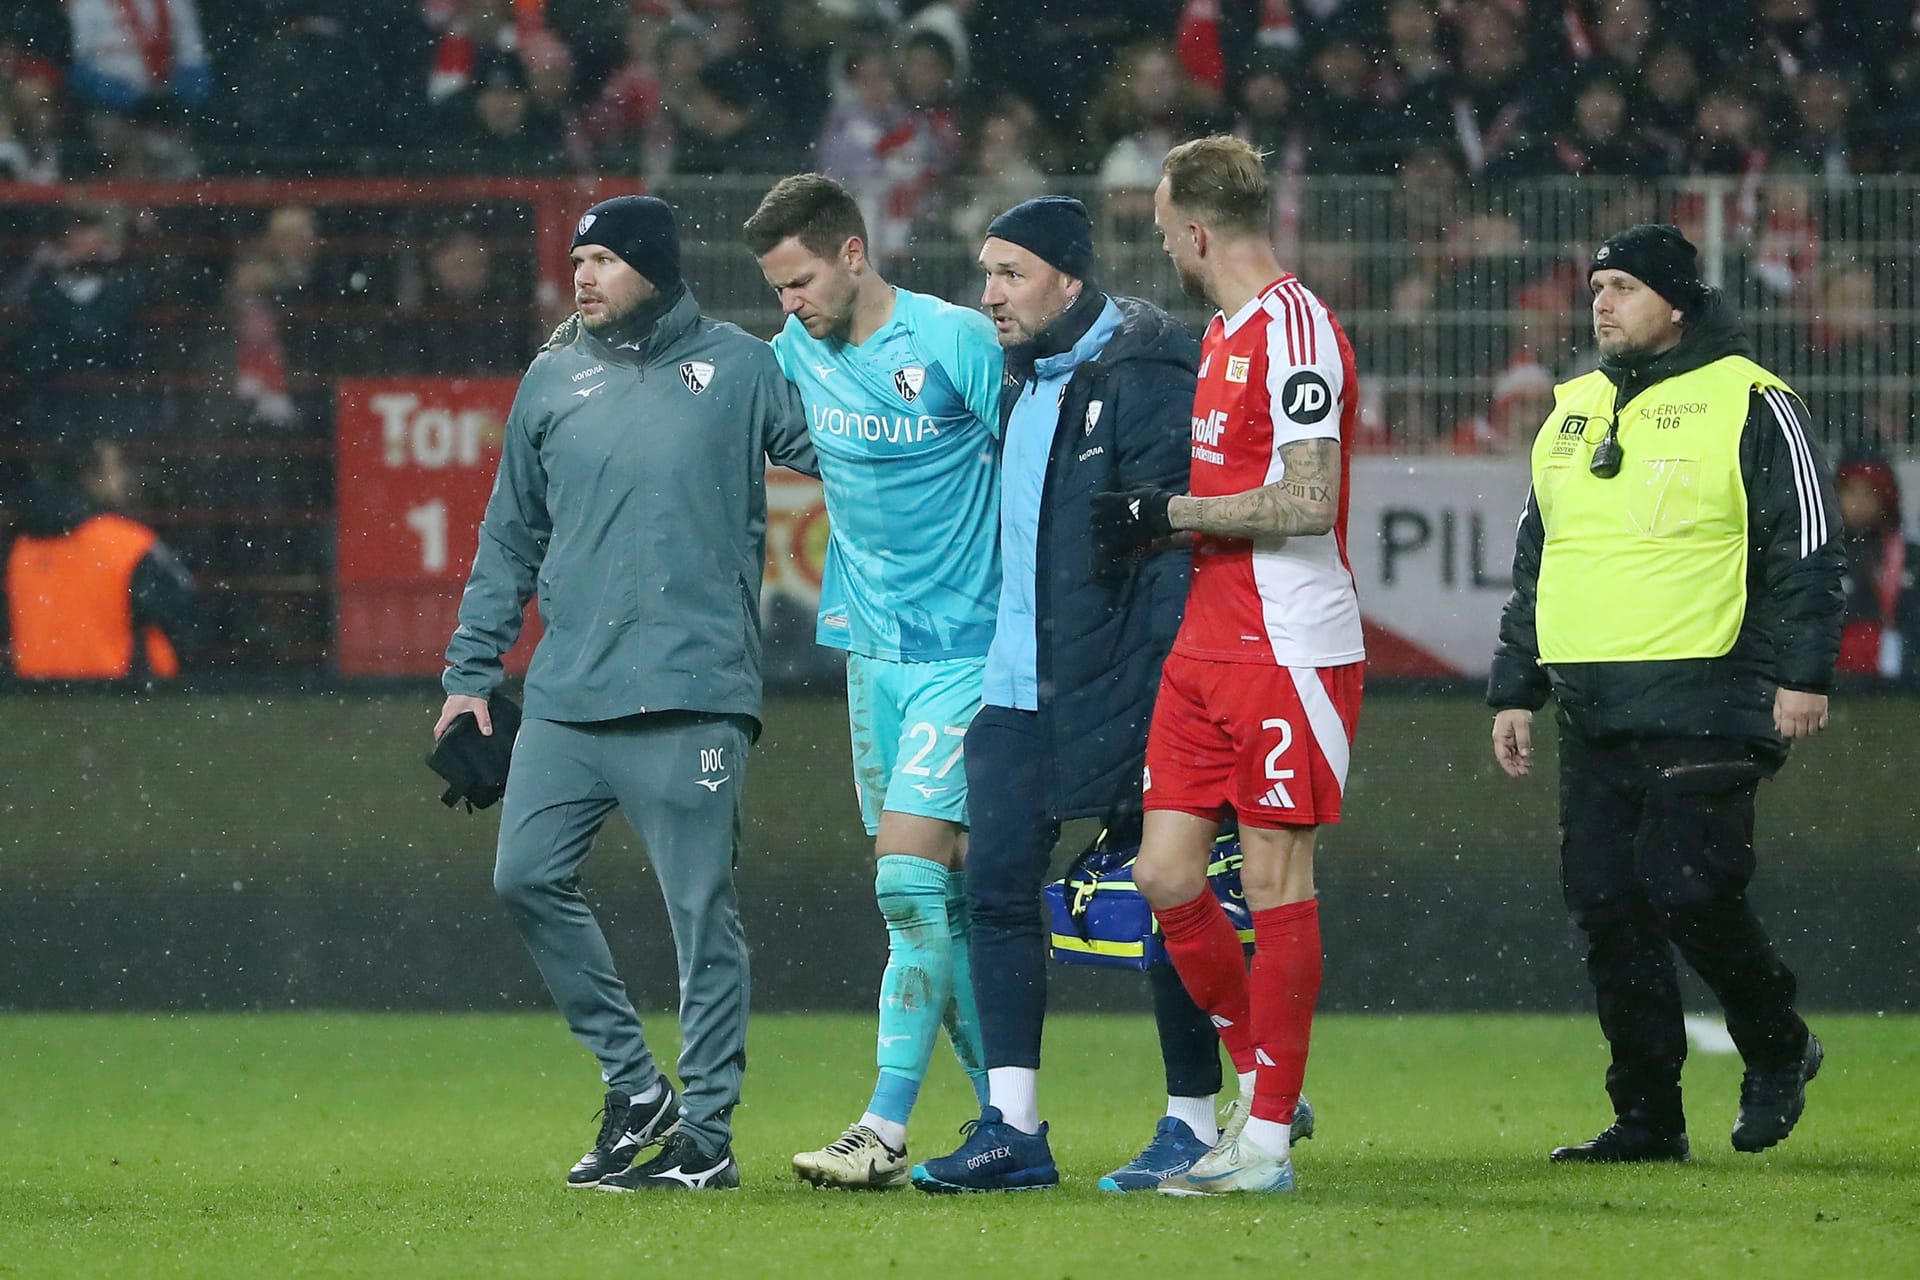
[1487,291,1844,747]
[1004,294,1197,819]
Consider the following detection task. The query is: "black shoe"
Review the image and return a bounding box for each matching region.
[1732,1034,1823,1153]
[598,1131,740,1192]
[1550,1122,1691,1164]
[566,1084,682,1187]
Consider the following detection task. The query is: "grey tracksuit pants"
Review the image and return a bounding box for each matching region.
[492,712,752,1153]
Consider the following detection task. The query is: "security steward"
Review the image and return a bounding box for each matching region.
[1488,224,1843,1164]
[6,436,193,684]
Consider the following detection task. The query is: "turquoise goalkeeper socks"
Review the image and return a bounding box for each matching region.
[868,855,955,1125]
[943,868,990,1107]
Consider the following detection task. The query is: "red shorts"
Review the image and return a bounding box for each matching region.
[1143,653,1364,829]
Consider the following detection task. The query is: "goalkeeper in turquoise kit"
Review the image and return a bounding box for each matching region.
[744,174,1005,1188]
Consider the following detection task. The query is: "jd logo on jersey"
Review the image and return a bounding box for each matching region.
[893,366,925,403]
[1281,371,1333,424]
[680,361,714,394]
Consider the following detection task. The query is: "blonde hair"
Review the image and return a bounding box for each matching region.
[1160,135,1271,236]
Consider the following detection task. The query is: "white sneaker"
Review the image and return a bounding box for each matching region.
[1220,1093,1315,1145]
[793,1124,910,1189]
[1157,1132,1295,1196]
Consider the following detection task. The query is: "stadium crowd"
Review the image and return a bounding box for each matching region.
[3,1,1919,189]
[2,0,1917,673]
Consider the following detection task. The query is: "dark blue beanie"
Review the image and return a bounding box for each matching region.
[571,195,681,291]
[985,195,1094,279]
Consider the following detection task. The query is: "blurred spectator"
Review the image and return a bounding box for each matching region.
[5,204,146,439]
[1300,36,1399,174]
[427,0,550,104]
[5,435,194,684]
[1805,263,1912,451]
[227,250,295,429]
[0,56,71,182]
[219,2,432,174]
[429,46,569,174]
[577,3,672,175]
[1448,0,1550,179]
[1748,174,1821,302]
[1833,455,1920,683]
[1450,357,1557,456]
[1632,40,1702,169]
[1087,39,1215,222]
[1376,0,1453,150]
[1550,72,1668,177]
[814,38,957,259]
[1775,63,1860,181]
[656,17,788,174]
[1687,79,1771,179]
[64,0,211,177]
[400,225,530,374]
[945,92,1052,244]
[1585,0,1658,79]
[903,0,975,84]
[1232,51,1301,162]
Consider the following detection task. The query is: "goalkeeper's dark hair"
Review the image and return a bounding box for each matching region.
[1161,135,1273,237]
[742,173,870,261]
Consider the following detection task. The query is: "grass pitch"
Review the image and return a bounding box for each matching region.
[2,1012,1913,1279]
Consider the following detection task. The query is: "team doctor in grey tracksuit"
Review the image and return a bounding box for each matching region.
[435,196,816,1191]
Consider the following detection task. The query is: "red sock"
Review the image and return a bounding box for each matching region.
[1155,889,1254,1073]
[1249,899,1322,1125]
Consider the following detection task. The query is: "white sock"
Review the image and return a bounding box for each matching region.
[988,1066,1040,1133]
[1240,1115,1291,1158]
[857,1113,907,1151]
[1166,1094,1218,1145]
[630,1081,663,1106]
[1236,1070,1256,1099]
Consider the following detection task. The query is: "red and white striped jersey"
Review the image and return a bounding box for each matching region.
[1175,274,1366,668]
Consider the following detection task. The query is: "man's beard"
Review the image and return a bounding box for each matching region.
[1177,264,1209,304]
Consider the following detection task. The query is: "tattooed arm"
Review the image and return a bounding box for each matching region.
[1166,437,1340,538]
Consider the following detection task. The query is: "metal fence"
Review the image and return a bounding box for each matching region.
[658,172,1919,459]
[2,172,1914,672]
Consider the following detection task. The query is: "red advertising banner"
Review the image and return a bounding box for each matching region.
[334,377,538,676]
[335,376,834,679]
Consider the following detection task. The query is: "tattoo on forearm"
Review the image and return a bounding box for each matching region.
[1173,438,1339,538]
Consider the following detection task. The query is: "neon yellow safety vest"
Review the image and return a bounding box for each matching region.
[1530,355,1791,664]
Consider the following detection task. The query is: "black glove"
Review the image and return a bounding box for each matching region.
[1090,486,1177,559]
[427,693,523,811]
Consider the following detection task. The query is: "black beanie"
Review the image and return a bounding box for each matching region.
[1589,223,1705,313]
[985,195,1094,279]
[571,195,681,291]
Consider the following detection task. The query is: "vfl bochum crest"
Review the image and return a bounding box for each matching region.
[893,366,925,403]
[680,360,714,394]
[1085,399,1104,435]
[577,213,596,236]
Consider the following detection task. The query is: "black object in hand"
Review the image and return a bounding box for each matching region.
[427,693,523,811]
[1090,486,1176,558]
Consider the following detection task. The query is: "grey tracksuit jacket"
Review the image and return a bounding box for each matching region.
[443,288,816,726]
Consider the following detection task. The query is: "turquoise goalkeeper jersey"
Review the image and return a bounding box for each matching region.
[771,287,1005,660]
